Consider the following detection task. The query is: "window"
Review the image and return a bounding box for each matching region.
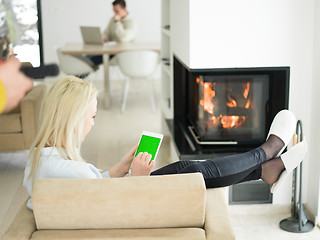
[2,0,42,67]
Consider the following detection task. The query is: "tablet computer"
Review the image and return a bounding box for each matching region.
[135,131,164,161]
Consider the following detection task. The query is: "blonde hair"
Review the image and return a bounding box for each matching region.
[28,76,98,185]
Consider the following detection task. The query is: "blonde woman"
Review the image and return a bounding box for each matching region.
[24,76,307,210]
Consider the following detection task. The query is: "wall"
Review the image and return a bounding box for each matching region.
[309,0,320,224]
[41,0,161,64]
[171,0,318,214]
[170,0,190,67]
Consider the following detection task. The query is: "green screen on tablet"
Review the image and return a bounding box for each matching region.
[135,135,161,160]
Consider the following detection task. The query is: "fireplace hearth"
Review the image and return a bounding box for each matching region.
[167,56,290,204]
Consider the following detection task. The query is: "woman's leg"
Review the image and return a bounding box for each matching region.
[151,135,284,188]
[152,147,266,188]
[151,160,196,175]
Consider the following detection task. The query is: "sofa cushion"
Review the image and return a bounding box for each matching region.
[0,134,24,151]
[30,228,206,240]
[0,113,22,133]
[32,173,206,230]
[2,200,36,240]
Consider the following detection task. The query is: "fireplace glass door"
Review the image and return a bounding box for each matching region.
[188,74,269,145]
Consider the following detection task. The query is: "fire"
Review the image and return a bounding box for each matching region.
[210,116,220,127]
[243,82,250,99]
[245,99,251,109]
[199,80,215,114]
[227,96,237,108]
[226,87,237,108]
[221,115,246,129]
[197,78,252,129]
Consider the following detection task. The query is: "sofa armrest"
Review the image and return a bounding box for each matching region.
[204,188,235,240]
[2,201,36,240]
[20,84,46,148]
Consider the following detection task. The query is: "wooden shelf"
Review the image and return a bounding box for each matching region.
[161,0,173,120]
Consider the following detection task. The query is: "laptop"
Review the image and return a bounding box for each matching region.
[80,26,104,45]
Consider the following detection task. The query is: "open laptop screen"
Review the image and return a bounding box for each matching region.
[80,26,103,45]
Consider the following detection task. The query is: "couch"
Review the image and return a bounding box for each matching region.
[3,173,235,240]
[0,84,47,151]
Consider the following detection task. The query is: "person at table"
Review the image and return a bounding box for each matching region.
[104,0,137,43]
[89,0,137,66]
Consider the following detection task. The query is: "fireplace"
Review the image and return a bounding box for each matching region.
[167,56,290,204]
[172,56,289,154]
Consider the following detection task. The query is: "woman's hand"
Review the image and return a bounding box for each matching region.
[109,144,137,178]
[131,152,155,176]
[120,144,138,173]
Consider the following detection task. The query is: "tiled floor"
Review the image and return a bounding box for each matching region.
[229,204,320,240]
[0,72,319,239]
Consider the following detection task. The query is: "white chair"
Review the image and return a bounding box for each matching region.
[117,50,159,112]
[56,47,96,78]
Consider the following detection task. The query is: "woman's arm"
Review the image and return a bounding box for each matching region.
[108,145,155,177]
[108,145,137,177]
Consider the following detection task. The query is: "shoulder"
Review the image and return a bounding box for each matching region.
[39,148,101,179]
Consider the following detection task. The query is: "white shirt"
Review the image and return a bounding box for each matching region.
[23,147,110,210]
[103,13,137,43]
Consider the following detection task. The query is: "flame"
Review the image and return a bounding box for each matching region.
[210,116,220,126]
[221,115,246,129]
[197,78,251,129]
[226,87,237,108]
[227,96,237,108]
[199,82,215,114]
[245,99,251,109]
[243,82,250,99]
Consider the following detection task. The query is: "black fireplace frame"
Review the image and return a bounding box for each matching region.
[173,55,290,155]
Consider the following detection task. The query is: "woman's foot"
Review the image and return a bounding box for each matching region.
[261,157,284,185]
[261,140,307,192]
[260,135,285,160]
[261,110,297,160]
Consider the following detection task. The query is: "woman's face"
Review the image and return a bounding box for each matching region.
[83,98,97,141]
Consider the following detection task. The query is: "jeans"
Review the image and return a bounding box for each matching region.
[88,55,115,66]
[151,147,266,188]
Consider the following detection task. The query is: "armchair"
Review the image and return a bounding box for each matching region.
[0,84,46,151]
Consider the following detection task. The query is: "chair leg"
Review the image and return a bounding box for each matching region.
[148,78,156,112]
[121,78,130,112]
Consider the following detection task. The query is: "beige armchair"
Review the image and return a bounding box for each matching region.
[0,84,46,151]
[3,173,235,240]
